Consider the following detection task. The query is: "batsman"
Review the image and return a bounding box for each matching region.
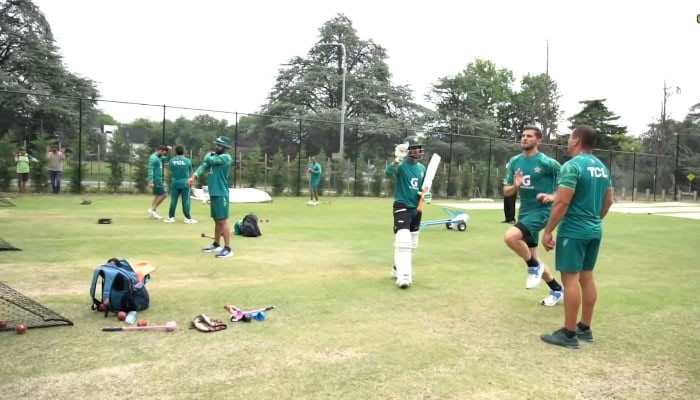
[385,136,430,289]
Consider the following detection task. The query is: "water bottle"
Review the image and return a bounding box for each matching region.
[125,311,138,324]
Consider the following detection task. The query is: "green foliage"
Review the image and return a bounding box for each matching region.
[107,132,130,192]
[498,73,562,141]
[460,164,473,198]
[432,164,444,197]
[370,161,383,197]
[29,133,50,193]
[332,158,346,196]
[270,152,287,196]
[0,135,16,191]
[244,147,262,188]
[67,142,88,194]
[446,163,459,197]
[568,99,628,150]
[132,146,151,193]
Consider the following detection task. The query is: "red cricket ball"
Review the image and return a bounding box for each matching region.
[16,324,27,334]
[137,319,148,327]
[117,311,127,321]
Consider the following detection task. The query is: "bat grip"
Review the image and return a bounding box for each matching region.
[102,327,122,332]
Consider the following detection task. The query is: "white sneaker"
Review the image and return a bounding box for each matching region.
[526,264,544,289]
[148,208,156,219]
[152,211,163,219]
[313,200,320,205]
[307,200,314,205]
[540,290,564,306]
[184,218,198,224]
[164,217,175,223]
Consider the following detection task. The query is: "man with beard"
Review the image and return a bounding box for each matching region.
[188,137,234,258]
[503,126,563,306]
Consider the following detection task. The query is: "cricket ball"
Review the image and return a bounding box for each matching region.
[117,311,127,321]
[0,320,7,329]
[97,303,107,312]
[16,324,27,334]
[137,319,148,327]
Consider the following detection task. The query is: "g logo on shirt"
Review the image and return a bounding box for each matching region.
[522,175,531,187]
[410,178,419,190]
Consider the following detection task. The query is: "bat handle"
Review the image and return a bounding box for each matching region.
[102,327,122,332]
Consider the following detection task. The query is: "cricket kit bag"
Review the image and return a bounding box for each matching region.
[90,259,150,312]
[236,213,262,237]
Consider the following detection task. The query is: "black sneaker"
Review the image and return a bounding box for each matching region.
[576,326,594,342]
[541,328,580,349]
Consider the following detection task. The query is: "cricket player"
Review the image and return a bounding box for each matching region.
[503,126,563,306]
[307,156,322,205]
[540,125,613,349]
[385,136,426,289]
[164,145,196,224]
[148,145,171,219]
[188,136,234,258]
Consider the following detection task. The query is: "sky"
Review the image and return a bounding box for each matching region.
[34,0,700,136]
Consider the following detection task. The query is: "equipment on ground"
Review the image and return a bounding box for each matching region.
[0,237,21,251]
[420,207,469,232]
[97,218,112,224]
[0,282,73,331]
[102,321,177,332]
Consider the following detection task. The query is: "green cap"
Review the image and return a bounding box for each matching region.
[214,136,232,149]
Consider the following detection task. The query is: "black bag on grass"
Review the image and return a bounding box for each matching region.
[240,213,262,237]
[90,259,150,312]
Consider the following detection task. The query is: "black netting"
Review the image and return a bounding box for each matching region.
[0,282,73,330]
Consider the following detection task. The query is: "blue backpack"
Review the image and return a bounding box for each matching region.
[90,259,150,313]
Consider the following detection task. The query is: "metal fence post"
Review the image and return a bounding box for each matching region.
[297,118,302,197]
[653,154,658,201]
[233,112,238,188]
[162,105,166,144]
[674,133,680,201]
[78,98,83,194]
[486,138,493,198]
[447,130,454,197]
[632,152,636,201]
[354,124,359,196]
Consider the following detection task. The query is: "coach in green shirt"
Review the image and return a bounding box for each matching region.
[539,125,614,349]
[148,145,171,219]
[188,136,233,259]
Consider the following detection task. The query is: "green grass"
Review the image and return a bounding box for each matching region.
[0,195,699,399]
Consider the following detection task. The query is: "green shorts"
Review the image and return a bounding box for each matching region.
[152,182,166,196]
[515,210,549,247]
[210,196,229,220]
[555,237,602,273]
[310,180,320,190]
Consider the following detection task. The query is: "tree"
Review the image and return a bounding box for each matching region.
[498,74,562,141]
[370,161,383,197]
[28,132,49,192]
[243,147,262,188]
[427,59,514,138]
[262,14,425,156]
[67,141,87,194]
[0,0,99,142]
[106,131,129,192]
[131,145,151,193]
[269,151,287,196]
[567,99,630,150]
[0,134,15,190]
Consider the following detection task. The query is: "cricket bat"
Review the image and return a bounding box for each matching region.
[417,153,441,212]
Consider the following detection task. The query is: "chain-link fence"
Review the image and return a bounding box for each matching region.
[1,89,698,201]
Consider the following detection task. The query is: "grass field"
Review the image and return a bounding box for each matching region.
[1,195,699,399]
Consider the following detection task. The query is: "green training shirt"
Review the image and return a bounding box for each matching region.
[557,153,612,239]
[505,152,561,214]
[385,159,426,208]
[148,153,167,183]
[310,162,322,185]
[169,155,192,189]
[16,155,30,173]
[194,152,232,197]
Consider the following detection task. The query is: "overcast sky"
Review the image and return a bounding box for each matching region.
[34,0,700,136]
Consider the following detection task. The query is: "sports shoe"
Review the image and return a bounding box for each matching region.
[396,277,411,289]
[540,290,564,306]
[576,325,594,342]
[202,243,222,253]
[540,328,580,349]
[152,211,163,219]
[148,208,157,219]
[164,217,175,223]
[313,200,320,205]
[526,264,544,289]
[215,247,233,258]
[307,200,315,205]
[391,265,397,278]
[184,218,198,224]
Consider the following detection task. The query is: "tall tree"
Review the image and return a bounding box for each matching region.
[568,99,632,150]
[262,14,424,156]
[0,0,99,142]
[498,73,561,141]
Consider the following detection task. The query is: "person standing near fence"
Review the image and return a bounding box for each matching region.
[165,145,196,224]
[503,126,564,306]
[147,145,171,219]
[14,147,35,193]
[188,136,234,259]
[539,125,614,349]
[46,144,65,194]
[307,156,322,205]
